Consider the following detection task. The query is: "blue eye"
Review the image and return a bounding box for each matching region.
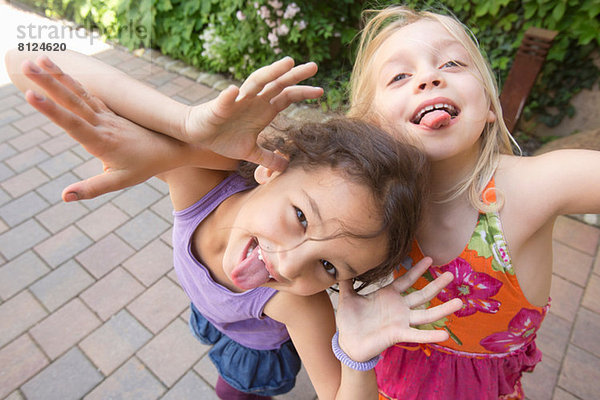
[321,259,337,277]
[441,60,465,68]
[390,73,410,83]
[294,206,307,229]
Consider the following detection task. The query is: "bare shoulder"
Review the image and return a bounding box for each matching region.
[162,168,231,211]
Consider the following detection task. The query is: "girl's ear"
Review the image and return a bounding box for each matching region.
[487,109,497,123]
[254,149,288,184]
[254,165,283,185]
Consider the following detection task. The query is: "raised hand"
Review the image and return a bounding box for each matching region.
[335,257,463,362]
[184,57,323,171]
[20,58,217,202]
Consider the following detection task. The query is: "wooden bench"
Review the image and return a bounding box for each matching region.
[499,27,558,132]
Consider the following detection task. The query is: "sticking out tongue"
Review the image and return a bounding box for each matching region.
[419,109,452,129]
[231,245,270,290]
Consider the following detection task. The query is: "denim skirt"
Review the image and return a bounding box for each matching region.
[188,303,301,396]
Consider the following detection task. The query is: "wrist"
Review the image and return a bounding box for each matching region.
[331,331,381,371]
[175,104,194,142]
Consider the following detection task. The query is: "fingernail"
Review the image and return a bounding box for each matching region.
[64,192,79,202]
[27,62,41,73]
[31,91,45,101]
[40,57,54,68]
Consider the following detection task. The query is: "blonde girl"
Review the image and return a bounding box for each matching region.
[347,5,600,400]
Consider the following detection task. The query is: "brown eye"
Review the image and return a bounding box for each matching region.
[294,206,307,230]
[321,259,337,277]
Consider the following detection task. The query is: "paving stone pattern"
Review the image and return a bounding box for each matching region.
[0,47,598,400]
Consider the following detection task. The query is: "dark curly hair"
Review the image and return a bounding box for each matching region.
[239,118,429,289]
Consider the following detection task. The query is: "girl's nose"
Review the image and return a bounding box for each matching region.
[276,247,307,280]
[418,79,441,90]
[415,68,443,91]
[277,258,303,280]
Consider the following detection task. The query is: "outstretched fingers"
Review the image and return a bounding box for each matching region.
[259,61,319,100]
[24,89,100,148]
[35,56,105,113]
[270,85,324,112]
[409,298,463,327]
[392,257,433,293]
[237,57,295,100]
[393,326,450,344]
[403,271,455,309]
[22,60,99,124]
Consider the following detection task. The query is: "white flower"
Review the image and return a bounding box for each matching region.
[295,20,307,31]
[268,0,283,9]
[274,48,282,54]
[236,10,246,21]
[284,3,300,19]
[276,24,289,36]
[268,31,279,46]
[258,6,270,19]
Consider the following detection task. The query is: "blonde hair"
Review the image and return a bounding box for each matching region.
[347,5,519,211]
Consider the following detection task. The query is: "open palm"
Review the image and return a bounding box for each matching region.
[335,258,463,362]
[184,57,323,171]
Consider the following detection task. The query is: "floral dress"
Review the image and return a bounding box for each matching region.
[376,178,550,400]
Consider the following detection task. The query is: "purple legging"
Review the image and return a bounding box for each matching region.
[215,376,273,400]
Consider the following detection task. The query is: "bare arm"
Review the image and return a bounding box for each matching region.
[499,150,600,234]
[8,53,322,200]
[5,49,322,170]
[264,291,353,400]
[539,150,600,216]
[5,49,190,137]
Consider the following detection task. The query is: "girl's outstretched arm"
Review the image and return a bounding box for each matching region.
[499,149,600,242]
[5,49,322,171]
[16,68,218,202]
[10,54,321,200]
[533,150,600,216]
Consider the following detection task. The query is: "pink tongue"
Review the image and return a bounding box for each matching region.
[420,110,452,129]
[231,246,269,290]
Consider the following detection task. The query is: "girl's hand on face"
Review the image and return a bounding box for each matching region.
[21,58,200,202]
[184,57,323,172]
[335,257,463,362]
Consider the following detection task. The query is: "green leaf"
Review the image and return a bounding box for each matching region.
[475,1,490,17]
[200,0,211,15]
[552,1,566,21]
[156,0,172,12]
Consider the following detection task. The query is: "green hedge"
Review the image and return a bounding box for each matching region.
[19,0,600,130]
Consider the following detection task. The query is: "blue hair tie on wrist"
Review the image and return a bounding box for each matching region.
[331,331,382,371]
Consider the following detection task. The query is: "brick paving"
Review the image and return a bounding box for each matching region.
[0,27,599,400]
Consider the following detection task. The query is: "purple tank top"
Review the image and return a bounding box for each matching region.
[172,173,290,350]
